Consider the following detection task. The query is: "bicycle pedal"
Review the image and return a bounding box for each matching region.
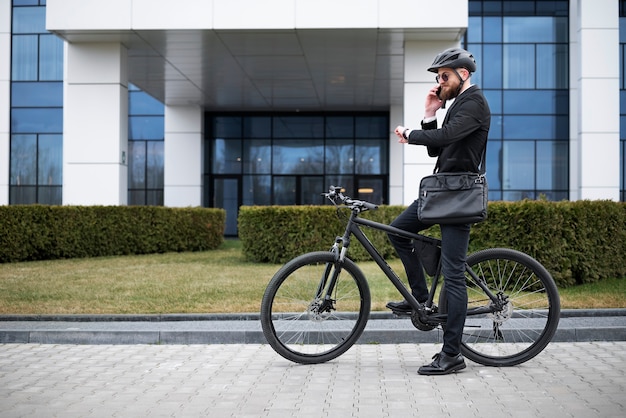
[390,309,412,317]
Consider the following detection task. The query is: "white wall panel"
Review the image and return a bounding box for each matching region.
[63,43,128,205]
[66,43,127,84]
[296,0,378,28]
[132,0,213,30]
[46,0,132,30]
[378,0,467,30]
[164,106,203,207]
[64,85,125,163]
[64,164,126,205]
[214,0,295,29]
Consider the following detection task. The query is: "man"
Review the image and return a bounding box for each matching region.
[388,47,491,375]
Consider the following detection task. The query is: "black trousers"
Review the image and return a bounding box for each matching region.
[387,200,470,356]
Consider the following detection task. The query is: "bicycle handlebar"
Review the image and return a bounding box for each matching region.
[322,185,379,212]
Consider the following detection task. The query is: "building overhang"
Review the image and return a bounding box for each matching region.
[47,0,468,111]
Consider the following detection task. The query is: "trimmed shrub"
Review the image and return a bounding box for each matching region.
[0,206,225,263]
[238,201,626,288]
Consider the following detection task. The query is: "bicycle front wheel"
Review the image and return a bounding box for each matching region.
[439,248,560,367]
[260,251,371,364]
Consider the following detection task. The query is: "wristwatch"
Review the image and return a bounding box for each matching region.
[403,128,410,139]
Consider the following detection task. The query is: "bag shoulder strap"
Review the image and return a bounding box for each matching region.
[434,147,486,175]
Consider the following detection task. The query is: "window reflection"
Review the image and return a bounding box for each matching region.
[468,0,569,201]
[208,114,389,207]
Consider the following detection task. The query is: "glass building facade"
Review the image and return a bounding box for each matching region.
[128,85,165,206]
[466,0,570,201]
[10,0,63,204]
[206,113,389,235]
[7,1,623,218]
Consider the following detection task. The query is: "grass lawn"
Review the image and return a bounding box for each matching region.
[0,239,624,315]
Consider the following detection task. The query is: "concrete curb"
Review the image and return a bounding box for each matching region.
[1,309,625,345]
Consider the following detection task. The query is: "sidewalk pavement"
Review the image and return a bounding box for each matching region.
[1,309,625,345]
[1,342,624,417]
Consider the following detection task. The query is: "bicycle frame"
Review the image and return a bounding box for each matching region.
[330,208,503,323]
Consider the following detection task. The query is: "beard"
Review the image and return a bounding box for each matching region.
[439,84,460,102]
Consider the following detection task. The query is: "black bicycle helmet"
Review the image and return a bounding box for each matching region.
[427,48,476,73]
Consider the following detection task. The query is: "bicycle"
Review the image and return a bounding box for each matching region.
[260,186,560,366]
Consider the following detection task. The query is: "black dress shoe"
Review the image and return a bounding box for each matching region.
[418,352,466,376]
[386,299,412,313]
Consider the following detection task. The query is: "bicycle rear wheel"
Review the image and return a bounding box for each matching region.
[260,251,371,364]
[439,248,560,367]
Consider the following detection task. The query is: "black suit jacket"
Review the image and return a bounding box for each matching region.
[407,85,491,173]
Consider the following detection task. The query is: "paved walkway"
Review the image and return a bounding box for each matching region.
[1,342,624,417]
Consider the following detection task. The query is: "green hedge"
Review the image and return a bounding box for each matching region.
[238,201,626,288]
[0,205,225,263]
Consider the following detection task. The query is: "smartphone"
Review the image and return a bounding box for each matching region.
[436,86,446,109]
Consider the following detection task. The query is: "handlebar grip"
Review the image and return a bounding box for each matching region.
[363,201,378,211]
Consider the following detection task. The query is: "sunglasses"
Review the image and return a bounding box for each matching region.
[435,73,450,83]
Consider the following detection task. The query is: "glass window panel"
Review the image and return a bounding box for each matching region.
[537,44,568,89]
[272,139,323,174]
[621,18,626,43]
[483,90,501,114]
[486,139,502,189]
[325,139,354,174]
[467,43,482,86]
[300,176,325,205]
[10,185,37,204]
[129,91,164,115]
[12,6,46,34]
[503,190,536,201]
[13,0,40,5]
[483,17,502,42]
[11,35,38,81]
[355,139,387,174]
[326,116,354,138]
[128,141,146,189]
[10,134,37,185]
[503,115,559,140]
[503,45,535,88]
[213,116,242,138]
[488,115,503,140]
[128,190,146,206]
[146,141,164,189]
[146,190,163,206]
[11,108,62,133]
[504,90,558,114]
[11,81,62,107]
[212,138,242,174]
[503,141,535,190]
[243,139,271,174]
[555,115,569,140]
[128,116,164,140]
[467,17,482,43]
[38,186,62,205]
[273,177,296,205]
[355,115,387,138]
[357,177,384,205]
[39,34,63,81]
[243,116,271,138]
[37,134,62,185]
[243,175,271,205]
[273,116,324,138]
[536,141,568,190]
[504,17,567,43]
[482,1,502,15]
[482,44,502,89]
